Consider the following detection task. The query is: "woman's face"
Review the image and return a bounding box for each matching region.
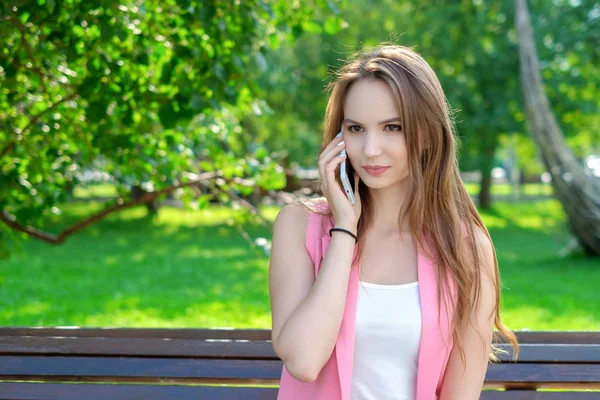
[342,78,409,190]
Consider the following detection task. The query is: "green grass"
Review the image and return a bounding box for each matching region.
[76,182,552,199]
[0,203,273,328]
[464,182,553,197]
[480,201,600,330]
[0,198,598,330]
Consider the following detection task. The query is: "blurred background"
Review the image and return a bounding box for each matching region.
[0,0,598,330]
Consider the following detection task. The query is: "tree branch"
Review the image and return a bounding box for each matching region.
[12,15,36,63]
[206,181,271,227]
[0,170,275,244]
[0,177,209,244]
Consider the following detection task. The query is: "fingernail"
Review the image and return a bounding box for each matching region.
[337,140,345,146]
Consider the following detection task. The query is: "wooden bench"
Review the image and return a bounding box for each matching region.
[0,327,598,399]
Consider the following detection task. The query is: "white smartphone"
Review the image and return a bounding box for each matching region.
[336,124,356,204]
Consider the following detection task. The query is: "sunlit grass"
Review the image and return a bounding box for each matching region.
[77,182,553,200]
[477,201,600,330]
[464,182,553,197]
[0,194,598,330]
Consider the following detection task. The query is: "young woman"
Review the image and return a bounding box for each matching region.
[268,43,519,400]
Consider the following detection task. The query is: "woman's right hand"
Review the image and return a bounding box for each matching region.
[318,132,362,232]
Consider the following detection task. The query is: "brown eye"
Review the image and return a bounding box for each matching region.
[386,124,402,131]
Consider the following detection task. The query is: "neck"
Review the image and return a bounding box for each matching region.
[366,180,410,234]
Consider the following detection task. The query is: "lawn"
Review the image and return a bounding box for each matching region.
[464,182,553,197]
[0,196,598,330]
[74,182,553,199]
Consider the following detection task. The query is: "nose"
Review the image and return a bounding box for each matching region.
[363,131,383,159]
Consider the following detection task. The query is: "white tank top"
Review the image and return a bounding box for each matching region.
[350,279,422,400]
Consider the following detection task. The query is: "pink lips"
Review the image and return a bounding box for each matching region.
[363,166,390,176]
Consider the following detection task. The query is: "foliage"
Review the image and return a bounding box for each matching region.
[250,0,599,189]
[0,0,342,255]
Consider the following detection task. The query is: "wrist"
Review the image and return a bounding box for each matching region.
[329,227,358,243]
[335,218,357,232]
[334,225,357,235]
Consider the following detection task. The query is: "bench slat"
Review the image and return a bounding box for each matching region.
[0,382,278,400]
[0,356,282,381]
[0,337,275,358]
[495,344,600,363]
[512,332,600,345]
[485,363,600,385]
[0,328,272,340]
[0,383,598,400]
[2,337,599,363]
[0,328,598,344]
[1,357,600,388]
[480,391,600,399]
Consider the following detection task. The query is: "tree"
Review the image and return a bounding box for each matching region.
[515,0,600,255]
[0,1,341,258]
[224,0,598,213]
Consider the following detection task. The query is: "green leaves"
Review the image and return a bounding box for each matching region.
[1,0,338,255]
[86,100,108,123]
[323,15,343,35]
[19,12,30,23]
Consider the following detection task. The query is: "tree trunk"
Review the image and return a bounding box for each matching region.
[515,0,600,256]
[478,143,497,210]
[479,168,493,210]
[507,133,521,201]
[131,185,160,215]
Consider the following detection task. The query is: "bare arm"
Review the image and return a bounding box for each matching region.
[269,202,356,383]
[438,228,497,399]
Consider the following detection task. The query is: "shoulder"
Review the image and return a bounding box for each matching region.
[274,201,312,224]
[273,201,313,240]
[455,219,496,285]
[274,198,330,228]
[302,197,330,214]
[273,199,333,250]
[469,224,494,264]
[461,219,493,254]
[466,222,497,291]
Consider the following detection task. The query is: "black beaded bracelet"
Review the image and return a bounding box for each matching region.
[329,227,358,243]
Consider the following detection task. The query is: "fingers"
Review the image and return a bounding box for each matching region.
[318,135,345,165]
[327,157,348,203]
[319,142,346,175]
[326,153,346,183]
[318,136,346,186]
[324,132,345,154]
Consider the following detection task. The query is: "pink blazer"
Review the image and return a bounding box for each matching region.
[276,205,457,400]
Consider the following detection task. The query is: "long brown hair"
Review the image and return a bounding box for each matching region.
[304,43,518,365]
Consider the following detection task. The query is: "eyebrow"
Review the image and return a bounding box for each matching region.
[343,117,402,125]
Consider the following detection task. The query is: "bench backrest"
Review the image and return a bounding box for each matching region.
[0,328,599,399]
